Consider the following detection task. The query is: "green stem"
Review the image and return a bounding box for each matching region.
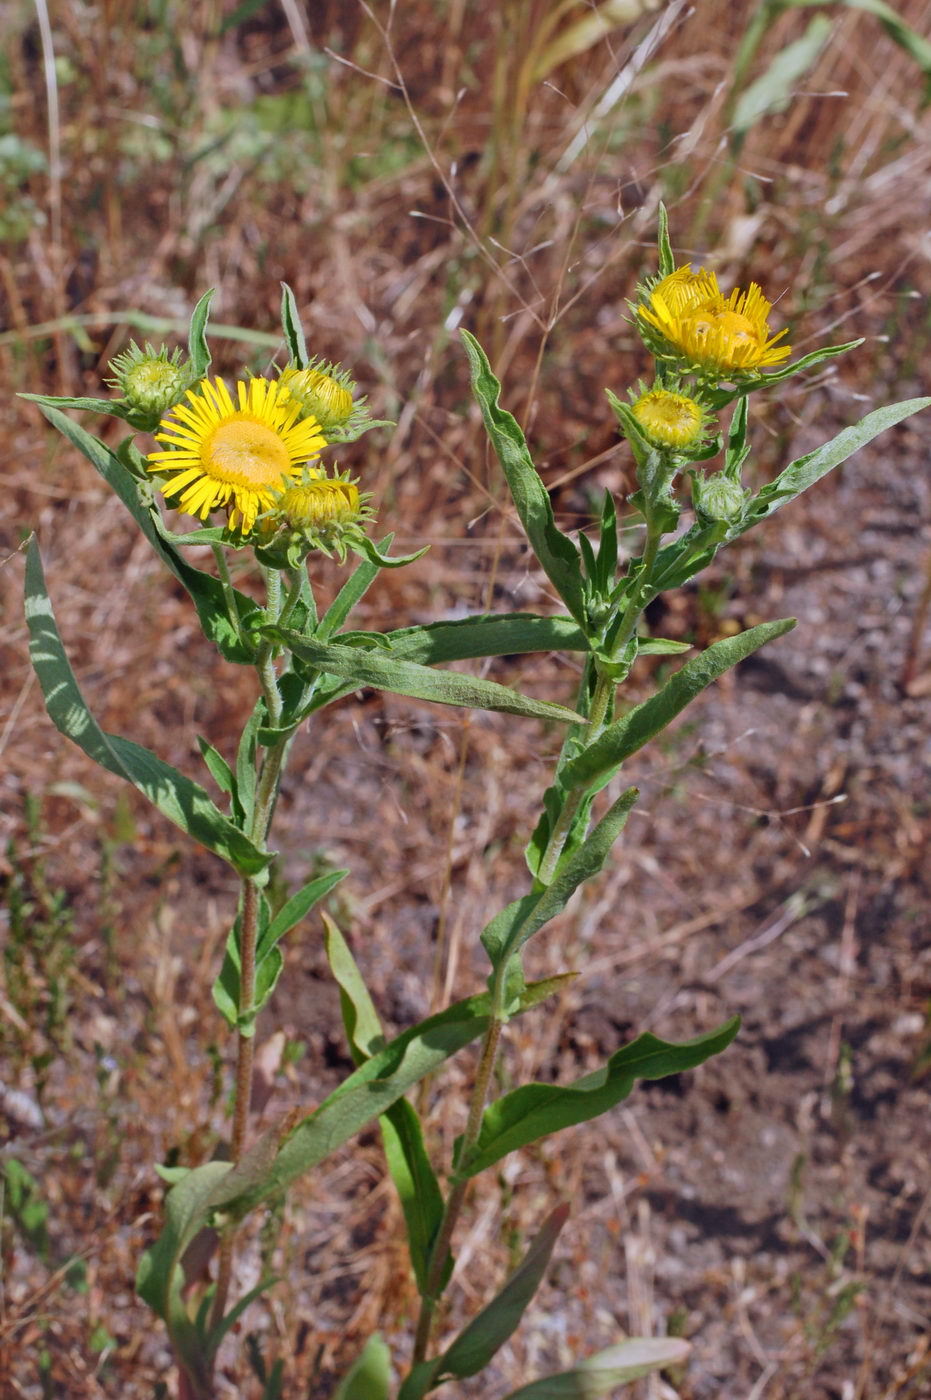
[212,543,243,645]
[411,1012,505,1366]
[535,669,615,888]
[209,569,292,1337]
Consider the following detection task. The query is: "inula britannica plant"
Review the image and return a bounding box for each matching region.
[23,212,930,1398]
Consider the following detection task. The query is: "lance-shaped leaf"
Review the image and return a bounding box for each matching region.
[214,871,348,1032]
[499,1338,692,1400]
[482,787,639,971]
[427,1206,570,1390]
[25,539,269,876]
[348,613,589,665]
[280,282,308,368]
[561,618,796,792]
[187,288,215,379]
[211,976,565,1223]
[318,538,393,640]
[269,629,582,724]
[733,397,931,538]
[136,1159,233,1385]
[462,1018,739,1177]
[30,404,260,663]
[323,915,446,1294]
[333,1335,392,1400]
[461,330,586,628]
[20,391,135,424]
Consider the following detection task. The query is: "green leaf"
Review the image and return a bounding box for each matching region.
[656,201,674,278]
[461,330,586,627]
[377,613,589,664]
[270,629,582,724]
[211,977,566,1223]
[498,1338,692,1400]
[379,1099,446,1295]
[323,916,445,1294]
[188,289,215,379]
[353,535,429,570]
[482,787,639,969]
[436,1205,569,1380]
[638,637,691,656]
[333,1335,392,1400]
[318,539,393,640]
[561,618,796,792]
[706,341,863,408]
[463,1018,739,1177]
[205,1275,279,1363]
[235,700,263,829]
[258,870,348,962]
[734,397,931,538]
[731,16,833,144]
[724,393,750,481]
[280,282,308,368]
[196,735,238,808]
[136,1160,233,1385]
[19,391,134,423]
[33,405,260,663]
[25,539,269,877]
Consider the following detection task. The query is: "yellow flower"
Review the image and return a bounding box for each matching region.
[279,365,354,433]
[641,277,791,376]
[277,477,360,528]
[148,377,327,534]
[647,265,720,317]
[631,388,704,450]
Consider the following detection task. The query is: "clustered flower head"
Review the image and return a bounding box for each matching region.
[606,241,799,530]
[145,352,381,561]
[637,265,791,379]
[278,356,382,443]
[256,466,375,567]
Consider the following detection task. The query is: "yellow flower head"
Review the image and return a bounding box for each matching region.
[279,365,355,435]
[640,275,791,376]
[631,388,705,451]
[148,376,327,535]
[277,476,361,528]
[647,265,720,317]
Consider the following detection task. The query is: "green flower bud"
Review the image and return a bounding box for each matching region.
[692,472,748,524]
[107,342,190,428]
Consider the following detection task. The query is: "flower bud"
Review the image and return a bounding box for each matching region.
[692,472,747,524]
[279,365,355,436]
[108,343,190,427]
[631,388,705,452]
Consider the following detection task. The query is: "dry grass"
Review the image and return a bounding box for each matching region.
[2,1,931,1397]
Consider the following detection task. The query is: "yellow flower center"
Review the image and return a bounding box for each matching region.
[127,361,181,395]
[632,390,703,449]
[687,308,760,352]
[202,417,292,488]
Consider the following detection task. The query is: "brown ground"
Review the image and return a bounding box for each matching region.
[1,3,931,1398]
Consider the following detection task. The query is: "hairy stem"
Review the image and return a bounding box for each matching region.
[411,1014,504,1365]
